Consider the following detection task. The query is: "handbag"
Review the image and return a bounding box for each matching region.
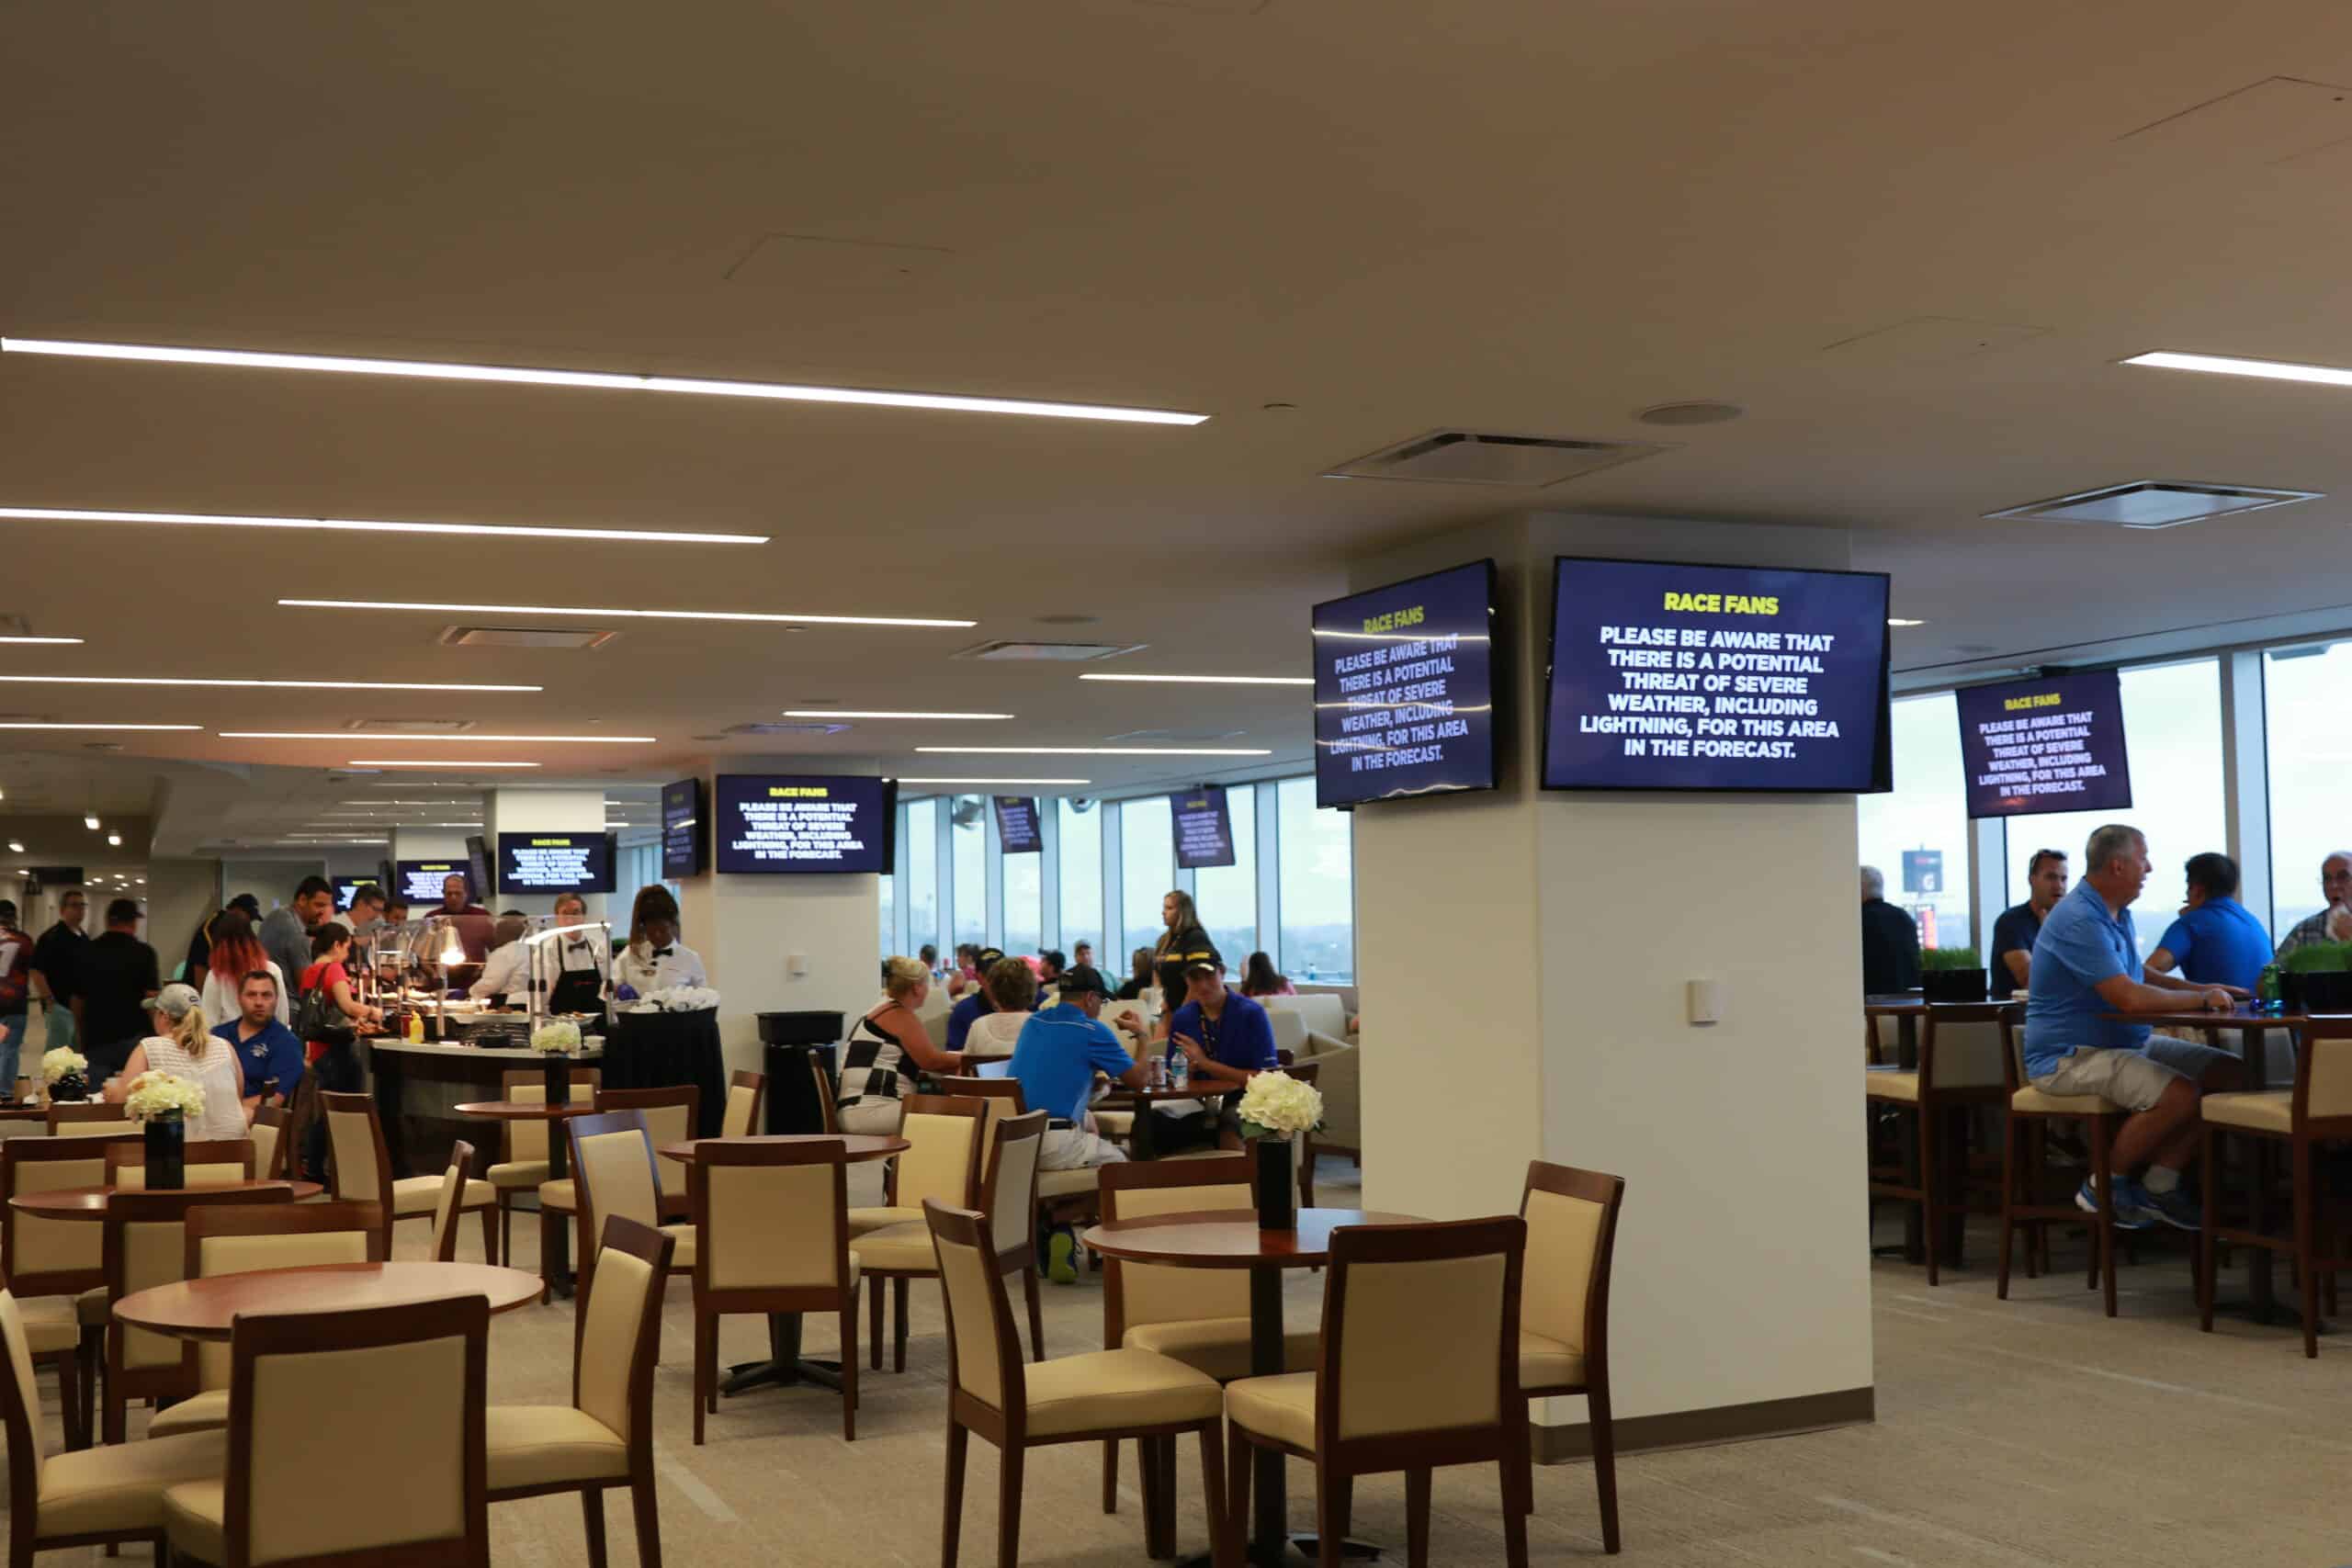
[293,967,350,1043]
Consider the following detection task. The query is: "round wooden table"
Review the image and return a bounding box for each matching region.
[115,1260,545,1341]
[1083,1208,1420,1568]
[9,1179,324,1219]
[454,1099,602,1299]
[656,1134,910,1397]
[1114,1082,1239,1160]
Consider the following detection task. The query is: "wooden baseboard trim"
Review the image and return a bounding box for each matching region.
[1532,1385,1874,1464]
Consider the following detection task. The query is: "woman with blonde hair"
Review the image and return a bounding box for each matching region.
[836,955,965,1133]
[106,982,250,1140]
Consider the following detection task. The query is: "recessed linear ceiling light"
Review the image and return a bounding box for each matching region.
[897,776,1091,785]
[0,505,765,547]
[349,760,540,769]
[219,731,654,743]
[1076,672,1313,687]
[0,722,199,730]
[279,598,973,630]
[0,636,83,645]
[780,710,1012,720]
[5,841,21,852]
[916,746,1272,757]
[1887,618,1927,628]
[0,675,540,693]
[0,337,1210,427]
[2123,350,2352,390]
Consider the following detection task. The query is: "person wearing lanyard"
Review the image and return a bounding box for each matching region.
[1161,958,1279,1152]
[540,892,611,1014]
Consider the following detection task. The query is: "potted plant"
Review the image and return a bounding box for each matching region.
[1233,1070,1327,1231]
[1920,945,1989,1003]
[40,1047,88,1104]
[529,1020,582,1103]
[122,1071,206,1190]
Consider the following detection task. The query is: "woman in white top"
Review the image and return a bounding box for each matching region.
[614,885,707,995]
[196,910,288,1029]
[106,982,248,1141]
[961,957,1037,1058]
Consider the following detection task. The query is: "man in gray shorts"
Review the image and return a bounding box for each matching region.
[2020,823,2247,1230]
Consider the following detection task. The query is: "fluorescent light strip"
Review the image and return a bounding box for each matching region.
[220,731,654,743]
[917,746,1272,757]
[2123,350,2352,389]
[0,504,765,547]
[0,722,199,731]
[349,760,540,769]
[0,675,540,693]
[0,636,83,645]
[781,710,1012,720]
[1076,672,1313,686]
[897,776,1091,785]
[280,598,972,630]
[1887,618,1926,627]
[1,337,1209,427]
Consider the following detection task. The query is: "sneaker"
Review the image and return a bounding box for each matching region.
[1046,1229,1080,1285]
[2075,1176,2154,1230]
[2137,1182,2202,1233]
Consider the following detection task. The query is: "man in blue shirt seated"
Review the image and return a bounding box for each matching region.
[210,969,305,1118]
[1990,848,2067,1000]
[1162,959,1281,1153]
[2022,823,2246,1232]
[944,945,1007,1053]
[2149,852,2275,995]
[1009,964,1146,1281]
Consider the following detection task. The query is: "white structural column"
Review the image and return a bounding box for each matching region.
[1352,510,1874,1456]
[674,755,884,1078]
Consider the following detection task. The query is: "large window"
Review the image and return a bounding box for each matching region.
[1193,786,1259,971]
[951,796,986,947]
[1002,842,1042,958]
[905,798,939,955]
[877,872,896,964]
[1276,778,1353,982]
[1058,797,1104,962]
[2006,658,2224,964]
[2266,641,2352,939]
[1855,692,1973,952]
[1121,795,1174,961]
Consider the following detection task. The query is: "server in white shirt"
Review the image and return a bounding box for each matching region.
[615,884,707,994]
[529,891,612,1014]
[468,915,531,1006]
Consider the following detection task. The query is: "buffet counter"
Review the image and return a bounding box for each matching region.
[369,1037,605,1179]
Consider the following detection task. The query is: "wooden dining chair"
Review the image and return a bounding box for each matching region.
[688,1138,861,1442]
[101,1185,291,1445]
[1224,1215,1532,1568]
[0,1134,133,1445]
[925,1199,1231,1568]
[433,1140,480,1263]
[1863,1001,2010,1285]
[147,1201,387,1440]
[809,1051,842,1135]
[44,1103,137,1137]
[719,1069,765,1139]
[841,1095,987,1373]
[161,1295,492,1568]
[1995,1010,2132,1316]
[322,1089,498,1263]
[595,1086,699,1222]
[0,1290,232,1564]
[248,1105,290,1181]
[1519,1161,1627,1553]
[492,1066,602,1273]
[567,1111,696,1309]
[488,1216,673,1568]
[104,1138,256,1190]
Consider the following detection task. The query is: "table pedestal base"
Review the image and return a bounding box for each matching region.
[721,1311,847,1395]
[1176,1537,1382,1567]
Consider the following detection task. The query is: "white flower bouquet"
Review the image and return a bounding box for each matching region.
[122,1071,207,1124]
[627,986,721,1015]
[40,1047,88,1086]
[1235,1070,1324,1140]
[529,1020,582,1055]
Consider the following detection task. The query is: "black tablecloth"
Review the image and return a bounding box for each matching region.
[604,1009,726,1135]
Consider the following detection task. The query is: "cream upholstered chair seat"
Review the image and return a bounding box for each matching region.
[1023,1348,1222,1438]
[841,1220,929,1271]
[2010,1084,2121,1116]
[17,1294,80,1354]
[540,1178,576,1211]
[1037,1168,1101,1200]
[1222,1369,1317,1450]
[1092,1110,1135,1139]
[656,1222,696,1266]
[40,1431,230,1537]
[488,1158,549,1190]
[391,1172,495,1215]
[2201,1089,2293,1134]
[1520,1330,1586,1391]
[1863,1069,1920,1103]
[1123,1316,1319,1383]
[485,1405,628,1490]
[147,1389,229,1438]
[847,1203,921,1235]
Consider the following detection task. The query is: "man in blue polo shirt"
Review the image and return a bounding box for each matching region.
[2023,823,2245,1231]
[211,969,305,1118]
[2149,852,2275,994]
[1009,965,1145,1281]
[1163,959,1280,1152]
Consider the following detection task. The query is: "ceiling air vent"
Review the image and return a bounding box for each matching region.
[723,721,850,738]
[439,626,618,649]
[344,719,478,736]
[1985,480,2323,529]
[953,640,1146,662]
[1326,430,1667,488]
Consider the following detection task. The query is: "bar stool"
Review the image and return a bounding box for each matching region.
[1864,1001,2012,1284]
[1996,1011,2132,1316]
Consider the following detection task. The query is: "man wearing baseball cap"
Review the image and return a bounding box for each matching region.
[944,946,1009,1054]
[1163,956,1281,1152]
[1008,963,1147,1281]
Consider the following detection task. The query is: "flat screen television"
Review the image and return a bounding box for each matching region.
[495,831,614,895]
[1312,558,1500,808]
[992,796,1041,855]
[1954,669,2132,818]
[1170,786,1237,869]
[714,774,896,874]
[333,881,369,912]
[395,860,466,904]
[661,778,707,879]
[1541,556,1893,793]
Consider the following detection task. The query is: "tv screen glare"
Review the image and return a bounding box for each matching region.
[715,774,895,874]
[334,881,369,912]
[464,836,492,903]
[1954,669,2132,818]
[1542,556,1893,793]
[992,796,1042,855]
[1170,786,1237,869]
[662,778,707,879]
[395,860,466,904]
[496,832,614,895]
[1312,558,1500,808]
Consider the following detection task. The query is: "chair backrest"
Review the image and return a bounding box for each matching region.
[1996,1008,2028,1094]
[595,1088,699,1202]
[937,1076,1026,1167]
[1919,1002,2015,1091]
[808,1050,842,1135]
[107,1138,257,1190]
[107,1187,293,1389]
[1262,992,1349,1038]
[923,1200,1023,1422]
[432,1141,477,1263]
[574,1216,674,1455]
[0,1292,51,1498]
[1266,1009,1310,1058]
[186,1201,384,1393]
[498,1067,602,1165]
[570,1111,663,1240]
[251,1106,288,1180]
[691,1138,853,1296]
[890,1094,987,1211]
[2291,1016,2352,1122]
[1518,1161,1625,1377]
[982,1111,1047,1261]
[221,1296,489,1566]
[322,1090,392,1207]
[721,1070,765,1139]
[0,1134,137,1292]
[1099,1153,1255,1339]
[47,1102,138,1137]
[1323,1215,1524,1446]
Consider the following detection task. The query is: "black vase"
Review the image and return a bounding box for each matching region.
[1253,1136,1298,1231]
[52,1072,86,1103]
[543,1055,571,1105]
[144,1117,186,1190]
